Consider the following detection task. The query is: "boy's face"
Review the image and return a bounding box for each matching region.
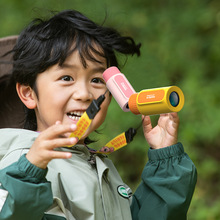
[31,50,111,142]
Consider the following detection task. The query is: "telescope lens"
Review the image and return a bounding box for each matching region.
[169,92,179,107]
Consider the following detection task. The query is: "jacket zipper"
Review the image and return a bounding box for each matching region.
[88,153,107,220]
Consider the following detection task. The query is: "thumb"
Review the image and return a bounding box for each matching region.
[142,115,152,134]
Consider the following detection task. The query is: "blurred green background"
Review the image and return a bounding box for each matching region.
[1,0,220,219]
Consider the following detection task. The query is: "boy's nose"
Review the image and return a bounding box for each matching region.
[72,83,93,102]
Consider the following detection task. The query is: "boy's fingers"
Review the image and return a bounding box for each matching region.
[47,150,72,160]
[170,112,179,122]
[142,116,152,134]
[46,137,78,149]
[170,112,179,129]
[159,113,179,124]
[41,123,77,139]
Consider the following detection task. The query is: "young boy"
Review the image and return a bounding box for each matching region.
[0,10,197,220]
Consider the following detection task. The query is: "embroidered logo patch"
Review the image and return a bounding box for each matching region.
[117,185,129,199]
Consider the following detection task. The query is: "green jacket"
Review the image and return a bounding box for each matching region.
[0,128,197,220]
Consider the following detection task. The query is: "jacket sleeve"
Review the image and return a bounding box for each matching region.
[0,154,53,220]
[130,142,197,220]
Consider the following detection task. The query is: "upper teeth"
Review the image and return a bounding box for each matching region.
[69,111,84,116]
[67,111,84,120]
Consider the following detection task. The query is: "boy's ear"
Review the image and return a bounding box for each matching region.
[16,83,37,109]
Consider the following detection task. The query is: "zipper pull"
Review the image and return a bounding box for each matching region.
[88,154,96,166]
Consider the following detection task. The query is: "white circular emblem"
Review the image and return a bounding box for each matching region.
[117,185,129,199]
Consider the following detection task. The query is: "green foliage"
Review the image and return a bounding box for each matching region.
[1,0,220,218]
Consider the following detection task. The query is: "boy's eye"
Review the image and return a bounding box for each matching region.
[91,78,105,84]
[61,75,73,81]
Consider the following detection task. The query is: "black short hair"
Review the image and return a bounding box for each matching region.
[11,9,141,130]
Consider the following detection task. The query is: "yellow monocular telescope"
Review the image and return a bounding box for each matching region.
[128,86,184,115]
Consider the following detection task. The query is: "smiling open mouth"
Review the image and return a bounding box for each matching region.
[67,111,84,121]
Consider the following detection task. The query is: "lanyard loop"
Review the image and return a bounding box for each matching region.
[67,92,140,154]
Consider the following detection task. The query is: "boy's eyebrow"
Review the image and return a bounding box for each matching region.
[59,63,106,74]
[90,66,106,74]
[59,63,77,69]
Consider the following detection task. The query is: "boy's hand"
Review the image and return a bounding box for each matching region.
[142,112,179,149]
[26,121,78,169]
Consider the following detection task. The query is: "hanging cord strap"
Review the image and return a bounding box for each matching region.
[67,90,144,154]
[95,116,144,154]
[86,117,144,155]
